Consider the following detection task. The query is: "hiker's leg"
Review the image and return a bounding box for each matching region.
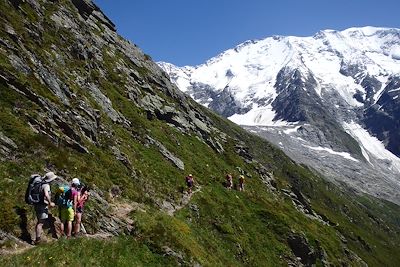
[66,221,73,237]
[66,208,74,237]
[35,220,44,241]
[34,205,48,242]
[47,214,58,238]
[73,213,82,234]
[59,208,66,236]
[60,221,65,236]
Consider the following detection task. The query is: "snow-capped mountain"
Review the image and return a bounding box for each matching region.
[159,26,400,204]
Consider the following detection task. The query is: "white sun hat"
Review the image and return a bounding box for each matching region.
[72,178,80,185]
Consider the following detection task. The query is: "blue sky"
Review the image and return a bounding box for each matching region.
[94,0,400,66]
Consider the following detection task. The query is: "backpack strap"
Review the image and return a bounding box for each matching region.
[39,181,49,203]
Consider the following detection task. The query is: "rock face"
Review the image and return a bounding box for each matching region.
[0,0,225,158]
[0,132,18,160]
[2,2,400,266]
[159,27,400,204]
[363,76,400,156]
[287,233,317,266]
[0,0,227,236]
[146,135,185,170]
[71,0,116,31]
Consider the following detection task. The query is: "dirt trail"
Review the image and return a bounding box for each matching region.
[1,193,197,256]
[0,201,142,256]
[161,186,202,216]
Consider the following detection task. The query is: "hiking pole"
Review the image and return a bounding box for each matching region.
[81,223,87,234]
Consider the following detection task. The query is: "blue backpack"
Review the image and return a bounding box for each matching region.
[56,186,73,208]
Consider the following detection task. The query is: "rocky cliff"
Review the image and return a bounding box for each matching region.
[1,1,400,266]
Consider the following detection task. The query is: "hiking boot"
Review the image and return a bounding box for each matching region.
[72,232,85,238]
[33,238,42,245]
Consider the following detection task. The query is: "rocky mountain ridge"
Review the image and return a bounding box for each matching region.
[1,1,400,266]
[159,26,400,204]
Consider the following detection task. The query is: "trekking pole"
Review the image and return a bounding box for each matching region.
[81,223,87,234]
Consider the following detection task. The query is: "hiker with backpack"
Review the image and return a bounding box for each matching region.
[185,174,195,194]
[57,178,80,238]
[25,172,58,244]
[73,185,90,236]
[238,175,245,191]
[226,174,233,190]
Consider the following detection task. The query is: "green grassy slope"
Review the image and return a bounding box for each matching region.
[0,1,400,266]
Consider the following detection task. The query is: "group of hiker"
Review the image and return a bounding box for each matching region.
[225,173,245,191]
[25,172,89,244]
[27,170,243,243]
[185,173,245,194]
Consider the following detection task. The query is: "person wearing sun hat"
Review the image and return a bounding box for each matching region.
[34,171,58,244]
[238,175,245,191]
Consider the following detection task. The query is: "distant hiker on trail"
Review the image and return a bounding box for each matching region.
[25,172,58,244]
[185,174,195,194]
[238,175,245,191]
[226,174,233,190]
[57,178,79,238]
[73,185,90,236]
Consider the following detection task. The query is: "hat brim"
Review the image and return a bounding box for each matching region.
[43,176,57,182]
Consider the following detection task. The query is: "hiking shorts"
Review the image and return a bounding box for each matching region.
[60,207,74,222]
[34,204,49,220]
[76,206,83,213]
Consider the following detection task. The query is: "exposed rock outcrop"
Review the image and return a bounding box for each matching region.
[0,132,18,160]
[146,135,184,170]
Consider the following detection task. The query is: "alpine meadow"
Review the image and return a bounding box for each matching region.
[0,1,400,266]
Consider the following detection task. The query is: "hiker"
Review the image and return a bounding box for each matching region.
[226,174,233,190]
[32,172,57,244]
[238,175,245,191]
[58,178,80,238]
[185,174,195,194]
[73,185,90,236]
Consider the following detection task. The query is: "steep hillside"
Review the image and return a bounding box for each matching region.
[159,27,400,205]
[1,1,400,266]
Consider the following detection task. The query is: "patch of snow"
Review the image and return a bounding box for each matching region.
[373,77,389,104]
[343,121,400,172]
[391,45,400,60]
[295,137,306,142]
[228,105,291,126]
[283,125,301,134]
[302,145,359,162]
[342,26,385,36]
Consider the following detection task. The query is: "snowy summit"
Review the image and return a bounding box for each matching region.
[159,26,400,126]
[159,26,400,204]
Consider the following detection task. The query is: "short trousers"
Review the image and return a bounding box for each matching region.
[76,206,83,213]
[60,207,75,222]
[34,204,49,220]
